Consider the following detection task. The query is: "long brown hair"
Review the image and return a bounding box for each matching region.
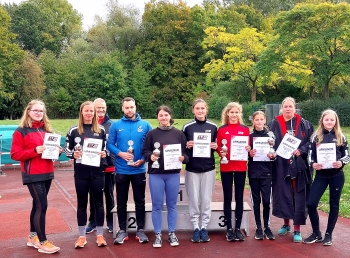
[220,102,244,125]
[156,105,174,125]
[77,101,100,134]
[313,109,344,146]
[19,99,52,132]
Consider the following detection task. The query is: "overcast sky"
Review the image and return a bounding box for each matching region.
[1,0,204,30]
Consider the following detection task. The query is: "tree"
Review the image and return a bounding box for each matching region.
[258,2,350,99]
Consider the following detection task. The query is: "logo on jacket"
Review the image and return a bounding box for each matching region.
[238,131,244,135]
[225,131,230,135]
[205,130,211,133]
[301,131,306,138]
[138,126,143,132]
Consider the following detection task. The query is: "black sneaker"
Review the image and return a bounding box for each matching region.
[264,227,275,240]
[200,228,210,242]
[235,229,245,241]
[323,233,332,246]
[168,232,179,246]
[191,228,200,243]
[226,228,235,242]
[255,228,263,240]
[303,232,322,244]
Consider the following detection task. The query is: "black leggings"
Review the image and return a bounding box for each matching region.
[220,171,246,230]
[308,172,344,234]
[75,177,105,227]
[27,180,52,242]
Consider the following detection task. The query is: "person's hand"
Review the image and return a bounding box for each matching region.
[130,160,144,167]
[73,150,82,159]
[119,151,134,162]
[35,146,46,154]
[58,145,63,154]
[150,154,158,162]
[186,140,194,149]
[249,149,257,157]
[245,145,251,152]
[293,149,301,157]
[179,156,185,162]
[267,152,276,159]
[312,163,323,170]
[220,150,227,157]
[333,161,342,169]
[210,142,218,150]
[99,151,106,158]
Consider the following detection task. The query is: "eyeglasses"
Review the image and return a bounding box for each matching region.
[30,110,44,114]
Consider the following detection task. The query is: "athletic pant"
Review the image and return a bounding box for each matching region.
[116,173,146,231]
[75,176,105,227]
[89,172,115,224]
[149,173,180,233]
[308,172,344,234]
[220,171,246,230]
[27,180,52,242]
[249,177,272,229]
[185,169,216,229]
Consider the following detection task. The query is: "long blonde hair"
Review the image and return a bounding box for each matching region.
[221,102,244,125]
[314,109,344,146]
[77,101,100,135]
[19,99,52,132]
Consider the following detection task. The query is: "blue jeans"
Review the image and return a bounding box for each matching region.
[149,173,180,233]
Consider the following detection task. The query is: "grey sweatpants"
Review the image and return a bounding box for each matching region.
[185,169,216,229]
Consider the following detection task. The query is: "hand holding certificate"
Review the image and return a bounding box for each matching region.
[81,138,103,167]
[230,136,249,161]
[276,134,301,159]
[316,143,336,169]
[42,133,61,160]
[193,132,211,158]
[252,137,270,161]
[163,144,182,170]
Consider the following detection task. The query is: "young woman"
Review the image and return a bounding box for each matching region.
[268,97,314,242]
[248,111,275,240]
[11,99,61,254]
[216,102,250,242]
[304,109,349,246]
[64,101,108,248]
[142,106,189,248]
[182,98,218,243]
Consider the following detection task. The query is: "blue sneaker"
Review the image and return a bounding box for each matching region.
[293,231,302,242]
[86,221,96,234]
[278,225,291,235]
[200,228,210,242]
[107,222,113,233]
[191,228,200,243]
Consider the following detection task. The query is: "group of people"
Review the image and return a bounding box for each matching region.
[10,96,349,254]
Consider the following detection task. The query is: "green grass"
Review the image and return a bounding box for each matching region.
[2,118,350,218]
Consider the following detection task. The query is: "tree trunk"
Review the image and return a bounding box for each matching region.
[309,85,314,99]
[251,83,257,103]
[324,81,329,99]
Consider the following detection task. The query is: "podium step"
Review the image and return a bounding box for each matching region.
[111,202,251,238]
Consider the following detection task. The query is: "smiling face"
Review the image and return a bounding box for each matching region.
[282,100,296,120]
[228,107,240,124]
[94,100,106,119]
[193,102,207,121]
[253,114,266,131]
[28,103,44,122]
[323,113,336,131]
[82,104,95,124]
[157,109,171,127]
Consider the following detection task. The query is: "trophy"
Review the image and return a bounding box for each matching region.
[127,140,134,165]
[267,131,276,156]
[74,137,82,163]
[152,142,161,168]
[220,139,228,164]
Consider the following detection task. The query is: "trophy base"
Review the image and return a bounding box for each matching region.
[151,164,160,169]
[127,161,135,166]
[220,160,228,164]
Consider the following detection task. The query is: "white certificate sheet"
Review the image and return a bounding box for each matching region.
[252,137,270,161]
[276,134,301,159]
[230,136,249,161]
[42,133,61,160]
[163,144,182,170]
[193,132,211,158]
[81,138,102,167]
[316,143,336,169]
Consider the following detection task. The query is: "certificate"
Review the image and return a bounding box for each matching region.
[163,144,182,170]
[252,137,270,161]
[42,133,61,160]
[276,134,301,159]
[193,132,211,158]
[230,136,249,161]
[316,143,336,169]
[81,138,102,167]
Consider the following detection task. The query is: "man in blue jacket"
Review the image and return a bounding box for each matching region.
[107,97,152,244]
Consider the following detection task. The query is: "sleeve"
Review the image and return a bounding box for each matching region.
[298,121,314,157]
[308,136,317,168]
[106,122,122,157]
[10,130,38,161]
[142,131,153,162]
[63,128,75,159]
[339,135,350,167]
[181,132,190,164]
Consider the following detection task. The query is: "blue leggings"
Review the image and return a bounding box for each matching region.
[149,173,180,233]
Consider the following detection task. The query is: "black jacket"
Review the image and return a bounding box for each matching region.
[101,114,116,169]
[182,117,217,173]
[248,128,273,179]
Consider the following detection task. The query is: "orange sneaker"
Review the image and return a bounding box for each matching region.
[96,235,107,247]
[38,240,60,254]
[27,235,40,249]
[75,236,87,248]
